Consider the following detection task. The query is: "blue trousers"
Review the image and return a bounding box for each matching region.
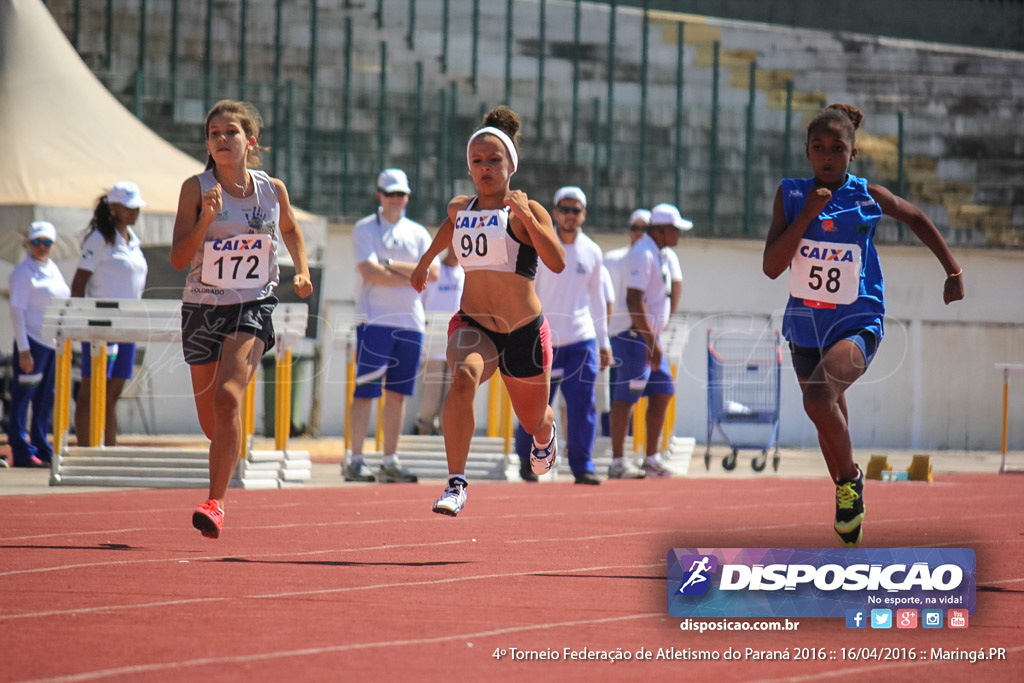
[515,338,598,476]
[7,339,57,464]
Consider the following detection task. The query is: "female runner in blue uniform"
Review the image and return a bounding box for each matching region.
[411,106,566,516]
[763,103,964,546]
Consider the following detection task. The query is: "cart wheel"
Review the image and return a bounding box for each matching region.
[704,451,711,471]
[751,450,768,472]
[722,450,738,471]
[772,454,781,472]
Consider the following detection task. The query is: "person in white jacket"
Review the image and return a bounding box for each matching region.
[6,221,70,467]
[513,186,610,484]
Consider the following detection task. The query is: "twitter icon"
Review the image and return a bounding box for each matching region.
[870,609,892,629]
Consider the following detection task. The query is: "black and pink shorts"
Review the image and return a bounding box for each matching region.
[448,311,552,378]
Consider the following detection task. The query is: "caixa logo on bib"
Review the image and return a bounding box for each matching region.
[667,548,976,618]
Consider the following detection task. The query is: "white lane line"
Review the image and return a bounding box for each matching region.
[247,562,665,600]
[1,561,663,621]
[15,611,666,683]
[3,511,1019,578]
[0,538,470,579]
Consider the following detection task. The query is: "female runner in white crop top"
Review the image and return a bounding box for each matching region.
[411,106,565,516]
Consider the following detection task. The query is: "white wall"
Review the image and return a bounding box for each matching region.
[5,224,1022,451]
[315,224,1024,451]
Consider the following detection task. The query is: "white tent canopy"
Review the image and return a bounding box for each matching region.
[0,0,325,263]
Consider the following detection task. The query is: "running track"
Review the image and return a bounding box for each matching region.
[1,474,1021,682]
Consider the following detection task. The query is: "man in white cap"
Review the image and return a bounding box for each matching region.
[347,168,439,483]
[608,202,692,477]
[513,186,609,484]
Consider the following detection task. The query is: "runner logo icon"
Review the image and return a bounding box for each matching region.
[676,555,718,596]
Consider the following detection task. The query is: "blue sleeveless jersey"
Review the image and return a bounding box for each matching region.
[780,174,885,348]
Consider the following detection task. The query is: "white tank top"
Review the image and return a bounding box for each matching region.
[183,169,281,305]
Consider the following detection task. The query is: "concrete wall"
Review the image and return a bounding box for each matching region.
[309,223,1024,451]
[3,229,1021,450]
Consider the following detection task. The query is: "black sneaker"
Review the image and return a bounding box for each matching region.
[834,466,865,547]
[519,463,539,482]
[573,471,601,485]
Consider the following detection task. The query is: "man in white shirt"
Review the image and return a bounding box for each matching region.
[346,169,439,483]
[513,186,609,484]
[608,203,692,477]
[602,209,651,477]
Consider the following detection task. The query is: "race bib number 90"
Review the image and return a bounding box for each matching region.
[202,234,271,289]
[788,239,861,306]
[454,208,510,268]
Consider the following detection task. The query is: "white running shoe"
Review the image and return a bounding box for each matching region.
[432,477,468,516]
[529,421,558,475]
[607,457,647,479]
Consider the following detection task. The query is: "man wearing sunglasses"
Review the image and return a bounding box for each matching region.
[347,168,438,483]
[513,186,609,484]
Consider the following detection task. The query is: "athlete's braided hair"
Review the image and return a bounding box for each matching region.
[807,103,864,144]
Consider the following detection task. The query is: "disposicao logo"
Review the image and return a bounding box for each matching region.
[675,555,718,596]
[667,548,976,619]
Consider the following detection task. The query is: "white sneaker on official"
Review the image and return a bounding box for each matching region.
[608,457,647,479]
[642,455,673,478]
[343,459,376,482]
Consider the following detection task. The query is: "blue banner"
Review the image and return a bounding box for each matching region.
[667,548,976,618]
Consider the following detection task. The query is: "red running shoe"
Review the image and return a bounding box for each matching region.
[192,499,224,539]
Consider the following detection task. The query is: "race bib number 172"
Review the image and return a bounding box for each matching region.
[201,234,271,289]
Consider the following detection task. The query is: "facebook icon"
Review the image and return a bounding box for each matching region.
[845,609,866,629]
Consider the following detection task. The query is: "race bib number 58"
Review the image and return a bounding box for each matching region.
[202,234,271,288]
[788,239,861,306]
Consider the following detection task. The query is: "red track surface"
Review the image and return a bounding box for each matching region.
[1,474,1021,682]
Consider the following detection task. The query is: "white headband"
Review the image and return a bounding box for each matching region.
[467,126,519,175]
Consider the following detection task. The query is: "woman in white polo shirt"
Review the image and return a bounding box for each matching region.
[71,181,149,447]
[6,221,70,467]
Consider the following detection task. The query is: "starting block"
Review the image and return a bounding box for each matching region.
[866,454,893,480]
[907,454,934,482]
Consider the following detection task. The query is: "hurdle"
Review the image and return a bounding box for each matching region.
[42,298,310,488]
[995,363,1024,474]
[339,312,516,480]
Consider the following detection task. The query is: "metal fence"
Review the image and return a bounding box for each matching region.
[45,0,1024,246]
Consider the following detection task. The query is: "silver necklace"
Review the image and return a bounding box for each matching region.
[217,170,248,195]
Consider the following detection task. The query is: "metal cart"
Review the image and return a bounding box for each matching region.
[704,327,782,472]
